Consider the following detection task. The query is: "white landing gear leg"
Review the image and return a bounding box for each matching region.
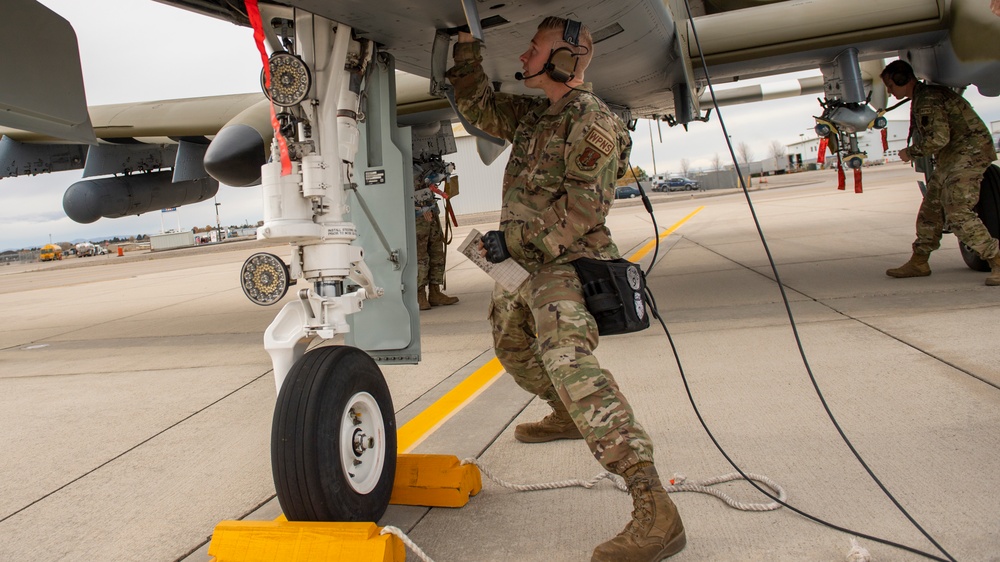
[239,15,414,523]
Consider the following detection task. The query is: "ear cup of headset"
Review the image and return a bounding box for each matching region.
[892,72,909,87]
[547,47,578,83]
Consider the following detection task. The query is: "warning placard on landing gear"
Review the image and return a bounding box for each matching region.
[364,169,385,185]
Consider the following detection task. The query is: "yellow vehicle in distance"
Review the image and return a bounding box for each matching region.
[39,244,63,261]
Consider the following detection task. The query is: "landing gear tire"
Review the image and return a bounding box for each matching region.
[959,164,1000,272]
[272,345,397,522]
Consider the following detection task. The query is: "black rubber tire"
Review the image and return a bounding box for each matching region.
[959,164,1000,272]
[271,345,396,522]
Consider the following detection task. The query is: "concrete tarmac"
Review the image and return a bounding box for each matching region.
[2,162,998,561]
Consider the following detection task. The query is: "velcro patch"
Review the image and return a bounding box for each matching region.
[585,126,614,156]
[577,147,602,171]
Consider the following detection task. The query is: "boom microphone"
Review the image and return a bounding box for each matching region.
[515,65,551,80]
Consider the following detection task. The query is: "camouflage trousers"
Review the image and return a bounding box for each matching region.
[912,161,999,259]
[416,212,447,287]
[489,263,654,473]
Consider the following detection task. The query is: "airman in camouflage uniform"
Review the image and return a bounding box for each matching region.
[414,158,459,310]
[448,17,686,561]
[881,60,1000,285]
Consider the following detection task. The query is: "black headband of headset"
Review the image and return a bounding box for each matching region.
[564,19,581,47]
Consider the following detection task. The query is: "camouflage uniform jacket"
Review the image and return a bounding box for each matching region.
[446,41,632,272]
[907,82,997,169]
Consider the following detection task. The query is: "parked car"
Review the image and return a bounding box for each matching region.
[663,177,700,191]
[615,185,641,199]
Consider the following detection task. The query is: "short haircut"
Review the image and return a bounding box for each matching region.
[537,16,594,74]
[881,60,916,86]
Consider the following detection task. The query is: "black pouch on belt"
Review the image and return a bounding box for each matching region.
[571,257,650,336]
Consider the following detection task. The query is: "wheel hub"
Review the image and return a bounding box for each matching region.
[352,427,369,456]
[339,392,386,494]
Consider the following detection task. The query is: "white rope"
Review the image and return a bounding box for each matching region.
[376,460,891,562]
[665,471,786,512]
[460,458,786,512]
[380,526,437,562]
[376,460,788,561]
[464,457,628,492]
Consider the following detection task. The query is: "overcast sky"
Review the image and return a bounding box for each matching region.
[2,0,999,251]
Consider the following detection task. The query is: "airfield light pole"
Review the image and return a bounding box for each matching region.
[214,198,222,241]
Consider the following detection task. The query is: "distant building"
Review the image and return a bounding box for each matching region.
[785,136,826,170]
[443,123,509,217]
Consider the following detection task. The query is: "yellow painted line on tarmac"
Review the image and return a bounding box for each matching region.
[628,206,703,263]
[396,356,506,453]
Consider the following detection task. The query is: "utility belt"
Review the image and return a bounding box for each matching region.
[571,257,650,336]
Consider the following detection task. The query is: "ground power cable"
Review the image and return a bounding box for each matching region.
[620,2,955,560]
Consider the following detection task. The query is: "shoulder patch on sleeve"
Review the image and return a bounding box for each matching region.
[585,125,614,156]
[576,146,603,172]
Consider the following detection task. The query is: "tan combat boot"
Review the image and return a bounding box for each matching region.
[417,285,431,311]
[514,401,583,443]
[886,253,931,278]
[592,462,686,562]
[987,255,1000,286]
[428,284,459,306]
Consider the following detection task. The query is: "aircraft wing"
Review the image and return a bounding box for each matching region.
[0,75,452,223]
[4,0,999,137]
[2,0,998,224]
[151,0,1000,109]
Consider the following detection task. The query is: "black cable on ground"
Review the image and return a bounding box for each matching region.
[621,3,956,560]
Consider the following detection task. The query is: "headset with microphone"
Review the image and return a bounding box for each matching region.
[515,19,583,83]
[883,60,915,87]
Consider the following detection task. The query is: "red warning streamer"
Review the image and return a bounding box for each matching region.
[245,0,292,176]
[837,156,846,191]
[429,184,458,227]
[817,137,828,165]
[854,168,863,193]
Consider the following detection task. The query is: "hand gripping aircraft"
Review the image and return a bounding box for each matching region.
[2,0,999,526]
